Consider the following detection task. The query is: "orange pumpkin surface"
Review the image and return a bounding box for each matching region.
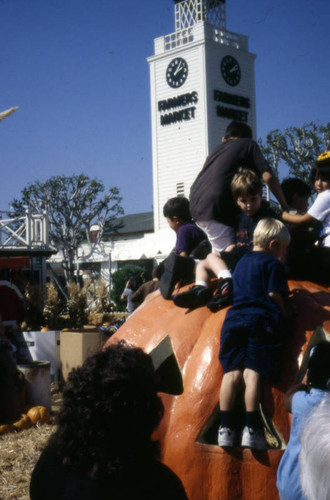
[13,413,33,431]
[27,405,51,425]
[0,423,15,435]
[104,280,330,500]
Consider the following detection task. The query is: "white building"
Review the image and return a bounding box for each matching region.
[148,0,256,231]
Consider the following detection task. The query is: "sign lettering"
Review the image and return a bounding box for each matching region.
[158,91,198,126]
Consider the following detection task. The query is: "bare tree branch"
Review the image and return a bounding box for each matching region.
[11,175,124,285]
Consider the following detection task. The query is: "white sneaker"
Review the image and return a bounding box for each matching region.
[218,426,235,447]
[241,426,268,450]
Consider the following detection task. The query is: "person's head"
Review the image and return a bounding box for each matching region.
[281,177,311,213]
[300,394,330,500]
[253,218,291,261]
[311,152,330,194]
[163,196,191,232]
[306,341,330,390]
[231,168,263,216]
[49,341,164,478]
[127,275,143,292]
[223,121,253,140]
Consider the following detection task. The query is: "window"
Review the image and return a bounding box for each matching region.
[176,182,185,197]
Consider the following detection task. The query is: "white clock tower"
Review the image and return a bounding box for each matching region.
[148,0,257,231]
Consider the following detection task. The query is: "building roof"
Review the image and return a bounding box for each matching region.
[104,211,154,238]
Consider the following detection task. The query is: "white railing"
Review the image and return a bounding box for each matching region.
[0,210,50,250]
[164,28,195,51]
[212,28,242,49]
[160,26,245,53]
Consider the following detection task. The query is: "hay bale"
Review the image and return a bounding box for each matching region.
[0,384,61,500]
[0,424,54,499]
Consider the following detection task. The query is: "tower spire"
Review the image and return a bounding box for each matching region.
[173,0,226,32]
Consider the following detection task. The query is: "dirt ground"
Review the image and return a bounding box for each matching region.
[0,385,62,500]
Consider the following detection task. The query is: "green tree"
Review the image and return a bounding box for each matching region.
[111,264,145,312]
[11,174,123,285]
[259,122,330,186]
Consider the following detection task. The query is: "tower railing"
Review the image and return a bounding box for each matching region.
[162,25,242,52]
[0,210,50,250]
[154,0,245,54]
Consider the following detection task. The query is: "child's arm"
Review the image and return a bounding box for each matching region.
[262,171,290,211]
[130,286,143,305]
[284,379,309,413]
[269,291,286,316]
[281,211,316,226]
[224,243,236,252]
[121,282,130,301]
[269,292,295,318]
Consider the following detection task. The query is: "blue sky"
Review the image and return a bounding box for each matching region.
[1,0,329,215]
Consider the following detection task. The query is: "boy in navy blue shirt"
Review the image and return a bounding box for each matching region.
[218,218,290,450]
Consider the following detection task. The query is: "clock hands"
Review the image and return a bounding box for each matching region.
[221,56,241,86]
[174,61,183,76]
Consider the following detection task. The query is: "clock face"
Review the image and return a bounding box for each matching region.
[220,55,241,86]
[166,57,188,88]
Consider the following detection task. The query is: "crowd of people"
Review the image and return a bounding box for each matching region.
[123,120,329,316]
[1,120,329,498]
[114,121,330,499]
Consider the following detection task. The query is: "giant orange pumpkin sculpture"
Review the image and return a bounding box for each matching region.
[104,280,330,500]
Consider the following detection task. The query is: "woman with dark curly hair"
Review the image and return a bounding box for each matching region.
[30,341,188,500]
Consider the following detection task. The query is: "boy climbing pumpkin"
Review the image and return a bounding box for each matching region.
[217,218,291,449]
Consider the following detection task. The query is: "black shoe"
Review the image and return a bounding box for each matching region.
[207,278,233,312]
[173,285,213,309]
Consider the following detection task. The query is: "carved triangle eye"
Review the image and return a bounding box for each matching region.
[149,335,184,395]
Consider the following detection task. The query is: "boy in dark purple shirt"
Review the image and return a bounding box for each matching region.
[160,197,210,299]
[163,197,208,257]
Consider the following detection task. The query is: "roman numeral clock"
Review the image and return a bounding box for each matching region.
[148,0,257,231]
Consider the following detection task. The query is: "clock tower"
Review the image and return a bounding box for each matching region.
[148,0,256,231]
